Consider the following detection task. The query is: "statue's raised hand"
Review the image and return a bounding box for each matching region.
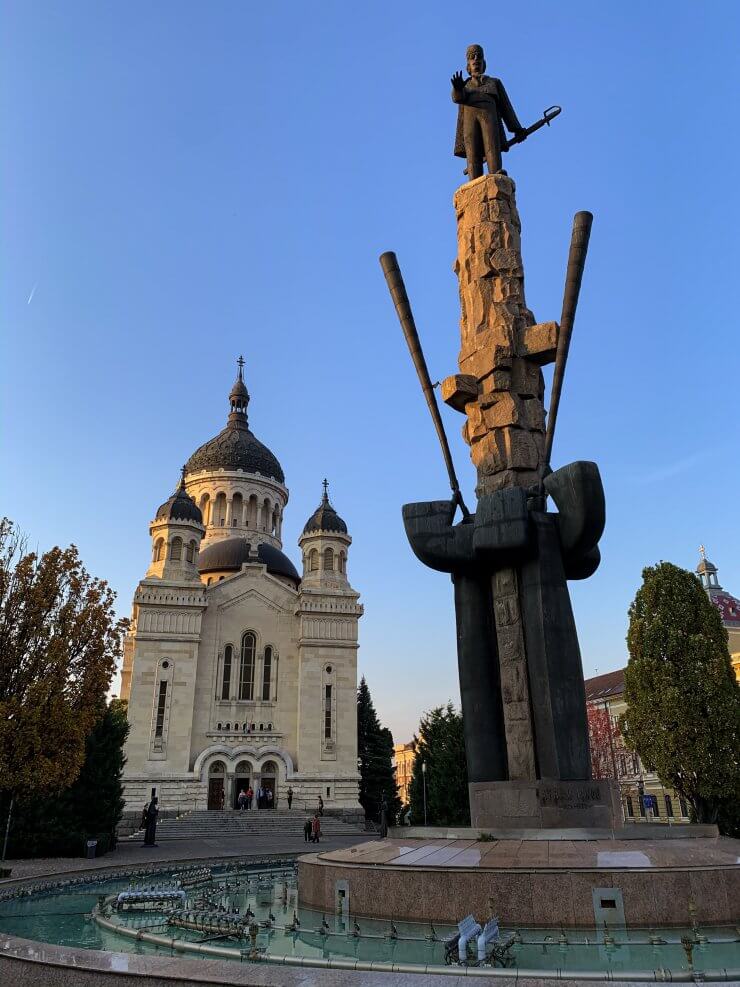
[451,70,465,92]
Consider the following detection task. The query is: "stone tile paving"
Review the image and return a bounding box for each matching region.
[1,831,372,882]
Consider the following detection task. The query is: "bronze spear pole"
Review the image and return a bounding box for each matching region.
[543,210,594,470]
[379,251,470,519]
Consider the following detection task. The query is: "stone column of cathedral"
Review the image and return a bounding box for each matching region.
[442,173,559,782]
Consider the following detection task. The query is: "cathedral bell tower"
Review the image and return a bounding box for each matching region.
[295,482,362,807]
[120,470,208,793]
[299,479,351,586]
[147,468,205,581]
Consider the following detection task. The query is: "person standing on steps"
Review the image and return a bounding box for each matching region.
[317,794,324,817]
[287,786,293,810]
[311,813,321,844]
[142,796,159,847]
[266,787,273,809]
[303,816,312,842]
[246,785,253,810]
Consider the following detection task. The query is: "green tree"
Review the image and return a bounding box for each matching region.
[621,561,740,826]
[5,699,130,858]
[357,677,401,822]
[0,518,127,856]
[408,703,469,826]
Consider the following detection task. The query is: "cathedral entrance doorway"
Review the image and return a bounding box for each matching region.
[207,760,226,810]
[261,760,278,807]
[234,760,251,809]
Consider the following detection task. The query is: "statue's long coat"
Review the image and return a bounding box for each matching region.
[453,76,522,157]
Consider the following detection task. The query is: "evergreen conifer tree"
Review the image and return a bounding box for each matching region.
[5,699,129,857]
[408,703,469,826]
[622,561,740,825]
[356,677,401,822]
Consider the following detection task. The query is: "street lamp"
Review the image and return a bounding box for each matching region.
[421,761,427,827]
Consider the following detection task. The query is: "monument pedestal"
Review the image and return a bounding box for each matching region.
[469,778,622,830]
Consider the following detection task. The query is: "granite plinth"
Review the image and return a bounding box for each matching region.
[469,778,622,829]
[298,833,740,929]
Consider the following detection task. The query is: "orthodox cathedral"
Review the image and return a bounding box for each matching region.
[120,360,363,815]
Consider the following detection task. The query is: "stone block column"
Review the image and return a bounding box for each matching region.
[445,173,558,495]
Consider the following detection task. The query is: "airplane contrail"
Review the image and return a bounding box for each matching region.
[27,282,37,305]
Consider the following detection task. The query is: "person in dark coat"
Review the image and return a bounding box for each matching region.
[303,817,312,842]
[142,797,159,847]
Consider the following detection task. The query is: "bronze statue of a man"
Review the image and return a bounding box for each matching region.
[452,44,525,178]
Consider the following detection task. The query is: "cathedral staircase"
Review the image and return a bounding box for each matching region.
[127,808,367,842]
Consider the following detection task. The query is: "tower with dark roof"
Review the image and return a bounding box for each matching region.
[145,468,206,583]
[299,480,352,588]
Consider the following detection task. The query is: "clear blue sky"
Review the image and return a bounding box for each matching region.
[2,1,739,743]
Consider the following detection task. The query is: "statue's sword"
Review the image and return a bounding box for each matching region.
[504,105,562,151]
[379,251,471,519]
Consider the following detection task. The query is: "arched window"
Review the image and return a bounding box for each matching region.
[232,492,243,527]
[262,646,273,702]
[323,547,334,571]
[339,551,346,574]
[170,536,183,561]
[324,683,333,739]
[217,722,222,730]
[199,493,210,526]
[186,539,196,563]
[225,723,230,731]
[214,492,226,527]
[154,681,168,737]
[153,538,164,562]
[221,645,233,701]
[267,722,272,731]
[261,499,270,530]
[309,549,319,572]
[239,631,256,701]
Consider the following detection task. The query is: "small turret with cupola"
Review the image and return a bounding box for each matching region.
[147,468,205,582]
[299,480,351,587]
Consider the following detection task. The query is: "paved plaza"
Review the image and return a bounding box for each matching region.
[2,828,372,882]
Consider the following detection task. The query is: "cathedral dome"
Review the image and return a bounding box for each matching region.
[185,358,285,484]
[197,537,300,585]
[185,426,284,482]
[303,480,347,535]
[156,471,203,523]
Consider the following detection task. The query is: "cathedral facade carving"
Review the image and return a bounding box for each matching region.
[120,361,363,814]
